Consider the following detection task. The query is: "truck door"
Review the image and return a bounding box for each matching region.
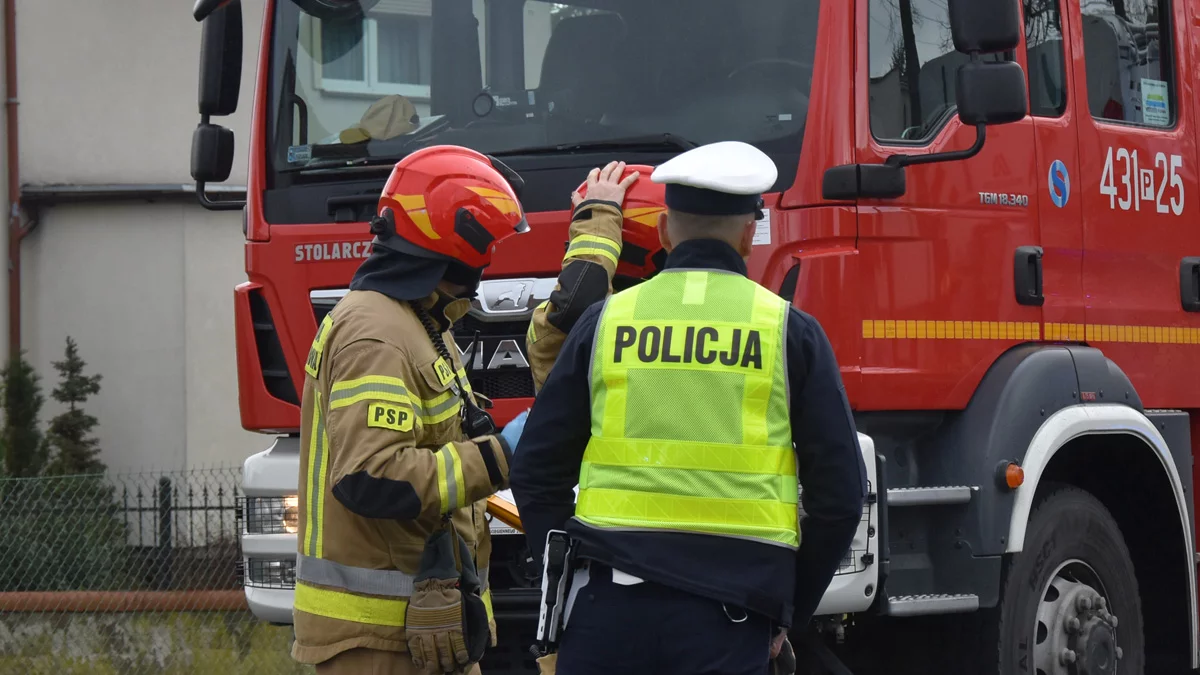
[856,0,1042,410]
[1024,0,1085,336]
[1068,0,1200,407]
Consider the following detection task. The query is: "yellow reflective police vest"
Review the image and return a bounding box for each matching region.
[575,269,800,549]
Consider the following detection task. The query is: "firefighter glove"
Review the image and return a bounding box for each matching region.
[406,529,490,674]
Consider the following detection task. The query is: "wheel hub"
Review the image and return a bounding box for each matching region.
[1034,570,1122,675]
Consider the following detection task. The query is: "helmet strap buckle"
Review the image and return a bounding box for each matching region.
[369,211,395,240]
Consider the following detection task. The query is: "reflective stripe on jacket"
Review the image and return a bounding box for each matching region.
[575,269,800,549]
[292,288,508,665]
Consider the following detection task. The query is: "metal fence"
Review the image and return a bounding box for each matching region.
[0,467,310,675]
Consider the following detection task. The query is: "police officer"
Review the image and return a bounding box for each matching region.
[508,141,868,675]
[291,145,525,675]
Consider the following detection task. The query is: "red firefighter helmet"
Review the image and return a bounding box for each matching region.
[370,145,529,269]
[574,164,668,278]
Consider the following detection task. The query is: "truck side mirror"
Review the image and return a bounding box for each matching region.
[948,0,1021,54]
[821,0,1028,200]
[193,0,232,22]
[191,123,235,183]
[949,0,1027,128]
[956,61,1028,126]
[198,0,242,117]
[191,0,245,211]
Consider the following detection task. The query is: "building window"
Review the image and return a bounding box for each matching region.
[1024,0,1067,117]
[1079,0,1174,127]
[317,12,433,99]
[868,0,1007,143]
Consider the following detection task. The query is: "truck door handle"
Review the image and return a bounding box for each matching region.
[1182,257,1200,312]
[1014,246,1044,307]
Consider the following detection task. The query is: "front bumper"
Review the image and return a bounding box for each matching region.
[239,435,533,625]
[239,433,881,624]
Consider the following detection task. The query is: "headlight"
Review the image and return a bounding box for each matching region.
[246,559,297,589]
[246,496,300,534]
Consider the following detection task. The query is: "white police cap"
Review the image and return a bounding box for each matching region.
[651,141,778,217]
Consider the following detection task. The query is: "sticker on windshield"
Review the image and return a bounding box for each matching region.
[288,145,313,164]
[1141,78,1169,126]
[753,209,772,246]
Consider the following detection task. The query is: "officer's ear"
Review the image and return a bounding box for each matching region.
[737,217,756,258]
[657,211,674,253]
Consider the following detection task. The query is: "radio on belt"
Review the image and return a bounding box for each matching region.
[533,529,575,657]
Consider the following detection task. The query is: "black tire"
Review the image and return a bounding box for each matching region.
[991,484,1145,674]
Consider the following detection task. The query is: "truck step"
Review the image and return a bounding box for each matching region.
[886,485,974,506]
[886,593,980,616]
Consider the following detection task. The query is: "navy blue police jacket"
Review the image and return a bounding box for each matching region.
[509,238,867,628]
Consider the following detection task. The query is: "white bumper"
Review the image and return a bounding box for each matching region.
[239,435,522,624]
[812,432,879,616]
[240,436,301,624]
[239,433,880,623]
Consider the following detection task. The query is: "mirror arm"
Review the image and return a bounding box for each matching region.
[885,123,986,168]
[195,181,246,211]
[194,112,245,212]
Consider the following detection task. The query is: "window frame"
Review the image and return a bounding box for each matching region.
[1022,0,1069,119]
[865,0,1013,148]
[313,12,433,101]
[1077,0,1178,130]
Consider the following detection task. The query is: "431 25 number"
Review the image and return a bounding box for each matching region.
[1100,146,1184,215]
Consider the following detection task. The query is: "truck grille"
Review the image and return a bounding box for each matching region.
[310,291,537,401]
[453,315,535,400]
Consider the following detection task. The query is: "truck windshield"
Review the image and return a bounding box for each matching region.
[267,0,817,184]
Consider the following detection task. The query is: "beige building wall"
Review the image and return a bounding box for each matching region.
[20,203,256,472]
[0,1,9,362]
[9,0,555,473]
[19,0,265,186]
[14,0,267,473]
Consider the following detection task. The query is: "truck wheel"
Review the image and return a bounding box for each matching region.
[996,484,1144,674]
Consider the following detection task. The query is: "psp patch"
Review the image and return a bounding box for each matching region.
[367,402,413,432]
[433,357,456,387]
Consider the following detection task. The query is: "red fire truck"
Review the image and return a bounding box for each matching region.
[191,0,1200,672]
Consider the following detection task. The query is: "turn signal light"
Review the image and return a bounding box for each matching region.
[1004,463,1024,489]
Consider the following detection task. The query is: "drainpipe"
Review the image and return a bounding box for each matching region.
[5,0,21,358]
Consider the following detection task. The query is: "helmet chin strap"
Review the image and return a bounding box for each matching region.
[442,260,485,298]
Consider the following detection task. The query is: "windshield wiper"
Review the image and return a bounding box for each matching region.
[280,155,404,174]
[284,132,698,172]
[493,133,698,157]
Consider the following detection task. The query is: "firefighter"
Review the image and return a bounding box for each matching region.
[508,141,868,675]
[526,160,655,393]
[291,145,526,675]
[498,160,663,454]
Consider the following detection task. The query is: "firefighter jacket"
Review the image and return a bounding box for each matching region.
[526,199,625,392]
[291,288,513,665]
